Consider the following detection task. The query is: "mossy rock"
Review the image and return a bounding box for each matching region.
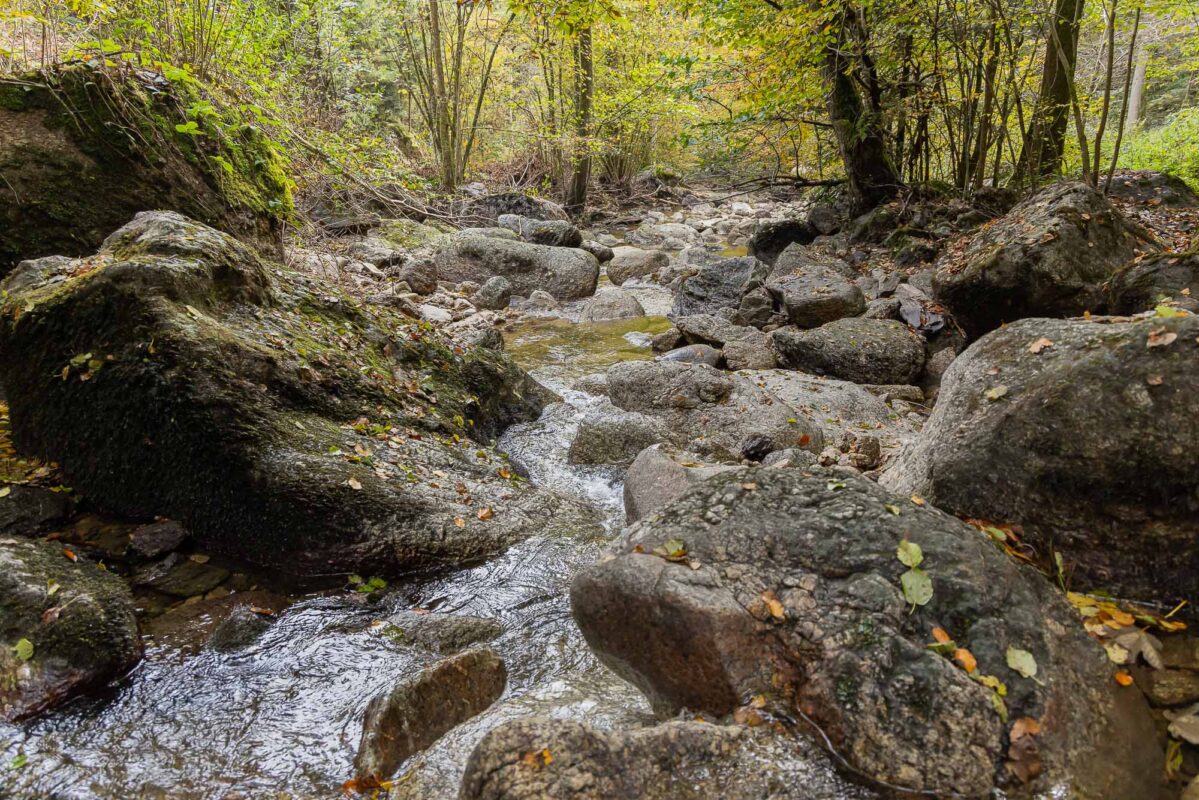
[1,536,141,721]
[0,61,292,272]
[0,212,596,577]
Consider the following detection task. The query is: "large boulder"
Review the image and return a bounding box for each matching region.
[606,361,821,461]
[496,214,583,248]
[747,219,817,266]
[434,233,599,301]
[772,318,926,385]
[460,717,858,800]
[0,212,594,577]
[568,401,669,466]
[672,256,767,317]
[354,646,506,782]
[0,63,290,272]
[1,536,141,720]
[572,468,1166,798]
[622,445,737,523]
[883,314,1199,602]
[1107,250,1199,314]
[627,222,702,249]
[606,246,669,286]
[933,182,1154,337]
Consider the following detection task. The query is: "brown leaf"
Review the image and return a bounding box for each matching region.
[762,590,786,621]
[1028,337,1054,354]
[453,517,466,528]
[477,507,493,521]
[1010,717,1041,740]
[41,606,61,625]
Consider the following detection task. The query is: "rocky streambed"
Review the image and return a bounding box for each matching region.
[2,172,1198,800]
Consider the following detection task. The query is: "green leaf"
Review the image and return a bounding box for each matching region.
[1154,304,1188,318]
[14,638,34,661]
[175,121,205,136]
[826,480,846,491]
[0,487,9,498]
[662,538,687,558]
[7,754,26,770]
[990,691,1009,723]
[984,385,1008,401]
[1006,646,1038,678]
[896,539,923,568]
[884,504,901,516]
[900,568,933,608]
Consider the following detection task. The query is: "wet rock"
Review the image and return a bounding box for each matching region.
[607,361,821,461]
[128,520,189,560]
[572,467,1165,799]
[515,290,562,316]
[1,536,141,720]
[132,552,230,597]
[1163,637,1199,672]
[570,373,608,396]
[580,240,614,263]
[933,182,1154,338]
[496,215,583,248]
[471,276,513,311]
[673,256,768,317]
[354,647,506,781]
[772,318,926,385]
[579,288,645,323]
[205,605,273,652]
[460,716,855,800]
[883,314,1199,602]
[395,257,438,295]
[722,337,775,370]
[627,222,702,249]
[0,485,73,537]
[569,402,669,466]
[464,193,568,223]
[0,63,287,271]
[1107,250,1199,314]
[0,212,594,578]
[747,219,816,266]
[606,247,669,286]
[433,233,599,301]
[659,344,722,367]
[623,445,738,523]
[382,611,502,655]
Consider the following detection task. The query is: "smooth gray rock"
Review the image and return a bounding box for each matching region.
[658,344,722,366]
[580,240,615,263]
[382,611,502,655]
[471,276,513,310]
[569,401,670,466]
[622,445,737,523]
[607,246,669,286]
[434,233,599,300]
[496,214,583,248]
[772,318,926,385]
[579,288,646,322]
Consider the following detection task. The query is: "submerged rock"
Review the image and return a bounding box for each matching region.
[1,536,141,720]
[0,63,289,271]
[355,646,507,782]
[933,182,1154,337]
[382,611,502,656]
[434,233,599,301]
[0,212,594,577]
[883,314,1199,602]
[571,468,1165,798]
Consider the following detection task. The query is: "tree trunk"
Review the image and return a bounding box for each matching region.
[822,14,901,214]
[566,24,593,216]
[1125,39,1147,130]
[1015,0,1084,183]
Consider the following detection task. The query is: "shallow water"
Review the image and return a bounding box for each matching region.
[1,250,864,800]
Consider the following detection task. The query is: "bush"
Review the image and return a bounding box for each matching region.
[1121,108,1199,192]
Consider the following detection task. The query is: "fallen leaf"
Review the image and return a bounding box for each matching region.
[1147,374,1164,386]
[1147,326,1178,348]
[1010,717,1041,740]
[346,477,362,490]
[453,517,465,528]
[884,504,901,515]
[896,539,924,568]
[62,548,77,562]
[901,568,933,608]
[932,627,952,644]
[1114,671,1134,686]
[13,638,33,661]
[1028,338,1054,354]
[477,507,493,521]
[189,554,210,564]
[984,385,1009,401]
[1006,646,1038,678]
[41,607,61,625]
[762,590,786,621]
[911,495,926,506]
[954,648,978,673]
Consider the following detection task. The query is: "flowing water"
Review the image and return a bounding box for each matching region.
[1,270,865,800]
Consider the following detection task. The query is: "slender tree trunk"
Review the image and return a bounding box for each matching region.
[1106,7,1140,191]
[1125,36,1148,130]
[1091,0,1119,187]
[566,24,593,215]
[1015,0,1084,182]
[822,11,901,213]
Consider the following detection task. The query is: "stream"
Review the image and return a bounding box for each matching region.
[1,234,866,800]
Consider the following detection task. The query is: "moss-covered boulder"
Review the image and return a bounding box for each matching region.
[0,61,291,272]
[1,536,141,721]
[0,211,595,577]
